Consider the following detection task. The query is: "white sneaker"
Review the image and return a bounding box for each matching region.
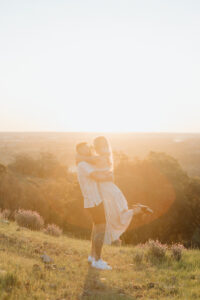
[88,255,95,263]
[88,256,107,265]
[98,258,108,265]
[91,259,112,270]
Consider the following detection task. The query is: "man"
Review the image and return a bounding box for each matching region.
[76,142,112,270]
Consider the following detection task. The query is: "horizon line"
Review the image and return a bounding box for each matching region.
[0,131,200,134]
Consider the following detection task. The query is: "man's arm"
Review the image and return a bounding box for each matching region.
[78,161,114,182]
[76,154,102,165]
[89,170,114,182]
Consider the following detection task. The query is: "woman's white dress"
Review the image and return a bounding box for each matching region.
[98,180,134,245]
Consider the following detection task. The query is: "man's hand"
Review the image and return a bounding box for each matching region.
[76,153,85,165]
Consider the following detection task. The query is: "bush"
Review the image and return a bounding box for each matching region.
[146,239,167,261]
[9,152,68,179]
[171,243,185,261]
[0,163,6,175]
[0,208,11,220]
[43,223,62,237]
[14,209,44,230]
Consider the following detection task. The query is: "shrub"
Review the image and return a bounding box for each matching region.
[171,243,185,261]
[14,209,44,230]
[9,152,68,179]
[0,163,6,175]
[146,239,167,261]
[0,208,11,220]
[44,223,62,237]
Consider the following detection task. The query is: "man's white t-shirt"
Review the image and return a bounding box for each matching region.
[77,161,102,208]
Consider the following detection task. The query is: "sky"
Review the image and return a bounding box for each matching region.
[0,0,200,132]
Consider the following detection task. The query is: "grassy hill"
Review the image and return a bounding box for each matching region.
[0,221,200,300]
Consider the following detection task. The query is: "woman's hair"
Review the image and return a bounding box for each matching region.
[93,136,113,170]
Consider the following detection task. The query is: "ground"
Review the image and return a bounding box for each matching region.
[0,221,200,300]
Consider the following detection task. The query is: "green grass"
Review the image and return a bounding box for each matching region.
[0,221,200,300]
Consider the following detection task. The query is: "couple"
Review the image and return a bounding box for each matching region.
[76,136,150,270]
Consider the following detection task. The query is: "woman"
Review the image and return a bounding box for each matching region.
[77,136,142,245]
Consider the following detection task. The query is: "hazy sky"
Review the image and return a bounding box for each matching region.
[1,0,200,132]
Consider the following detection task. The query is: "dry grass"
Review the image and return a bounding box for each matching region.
[0,221,199,299]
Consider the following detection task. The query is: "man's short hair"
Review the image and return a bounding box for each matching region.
[76,142,88,153]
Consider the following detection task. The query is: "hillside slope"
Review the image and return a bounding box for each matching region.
[0,221,200,300]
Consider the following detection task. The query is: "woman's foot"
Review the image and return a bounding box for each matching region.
[132,204,153,215]
[132,206,142,216]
